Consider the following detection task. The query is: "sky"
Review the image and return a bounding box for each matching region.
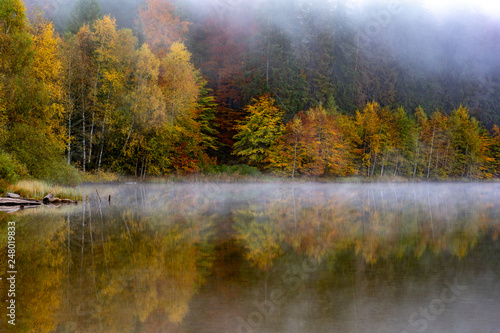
[348,0,500,17]
[419,0,500,14]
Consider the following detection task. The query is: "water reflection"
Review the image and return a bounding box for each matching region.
[0,183,499,332]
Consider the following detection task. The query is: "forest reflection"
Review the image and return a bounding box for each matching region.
[1,183,499,332]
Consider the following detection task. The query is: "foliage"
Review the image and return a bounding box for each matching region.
[5,124,81,185]
[159,42,200,122]
[233,95,284,167]
[138,0,190,55]
[0,0,32,76]
[448,106,489,178]
[268,107,354,177]
[212,164,262,177]
[0,1,499,182]
[7,179,82,200]
[489,126,500,177]
[67,0,102,34]
[0,151,28,185]
[82,169,119,183]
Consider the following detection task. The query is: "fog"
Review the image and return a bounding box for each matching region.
[81,182,500,332]
[7,181,500,332]
[86,182,500,224]
[419,0,500,15]
[179,0,500,122]
[21,0,500,123]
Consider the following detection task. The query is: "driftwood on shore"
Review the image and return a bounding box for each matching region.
[43,193,76,205]
[0,197,42,206]
[0,193,77,213]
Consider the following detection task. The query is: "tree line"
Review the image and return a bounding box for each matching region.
[236,96,500,179]
[1,0,499,185]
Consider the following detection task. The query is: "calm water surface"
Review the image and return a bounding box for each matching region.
[1,183,500,332]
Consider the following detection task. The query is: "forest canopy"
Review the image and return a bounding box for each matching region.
[1,0,500,184]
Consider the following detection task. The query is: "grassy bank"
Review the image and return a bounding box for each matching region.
[6,180,82,201]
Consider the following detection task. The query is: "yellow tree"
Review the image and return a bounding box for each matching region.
[129,44,164,129]
[289,111,324,176]
[60,34,78,164]
[233,95,285,167]
[88,15,119,165]
[334,112,361,175]
[312,108,353,177]
[389,107,416,177]
[268,107,353,177]
[31,11,62,103]
[302,108,328,176]
[489,125,500,177]
[0,0,32,77]
[1,0,32,128]
[267,116,304,177]
[448,106,490,178]
[375,106,399,177]
[1,6,63,130]
[30,11,65,145]
[119,41,207,176]
[121,44,165,174]
[97,28,137,170]
[74,24,96,173]
[426,111,450,178]
[355,102,383,176]
[159,42,199,123]
[412,106,428,178]
[2,5,76,183]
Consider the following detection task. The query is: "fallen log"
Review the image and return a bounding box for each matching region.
[0,197,42,206]
[0,193,77,214]
[43,193,77,205]
[43,193,53,204]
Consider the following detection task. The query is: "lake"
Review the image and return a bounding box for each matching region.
[1,183,499,332]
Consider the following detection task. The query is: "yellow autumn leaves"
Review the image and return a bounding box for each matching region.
[233,96,495,179]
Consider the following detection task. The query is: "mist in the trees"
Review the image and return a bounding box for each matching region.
[4,0,499,178]
[23,0,500,124]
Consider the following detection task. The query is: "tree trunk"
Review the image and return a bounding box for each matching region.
[370,154,377,177]
[426,124,436,179]
[89,40,104,167]
[292,133,298,178]
[122,117,135,154]
[435,150,440,175]
[67,55,73,165]
[380,155,385,177]
[82,79,86,174]
[443,139,450,174]
[462,141,469,177]
[98,85,112,171]
[413,131,420,178]
[89,110,95,165]
[393,149,399,176]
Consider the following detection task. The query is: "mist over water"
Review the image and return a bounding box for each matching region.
[2,182,500,332]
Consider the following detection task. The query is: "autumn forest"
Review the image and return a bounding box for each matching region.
[1,0,500,185]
